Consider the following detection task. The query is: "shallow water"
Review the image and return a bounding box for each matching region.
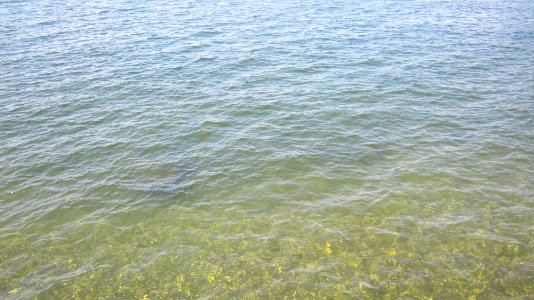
[1,0,534,298]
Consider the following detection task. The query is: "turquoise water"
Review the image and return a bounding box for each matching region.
[1,0,534,298]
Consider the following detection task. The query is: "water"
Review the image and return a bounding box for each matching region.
[1,0,533,298]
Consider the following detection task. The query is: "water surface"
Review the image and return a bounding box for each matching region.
[1,0,534,298]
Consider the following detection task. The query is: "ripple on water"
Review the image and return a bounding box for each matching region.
[1,0,534,298]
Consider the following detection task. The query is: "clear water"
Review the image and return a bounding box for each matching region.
[1,0,533,298]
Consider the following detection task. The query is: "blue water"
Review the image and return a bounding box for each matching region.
[1,0,533,298]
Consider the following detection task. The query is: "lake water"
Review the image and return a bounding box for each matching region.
[1,0,533,298]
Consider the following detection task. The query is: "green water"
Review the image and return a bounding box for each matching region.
[1,0,534,298]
